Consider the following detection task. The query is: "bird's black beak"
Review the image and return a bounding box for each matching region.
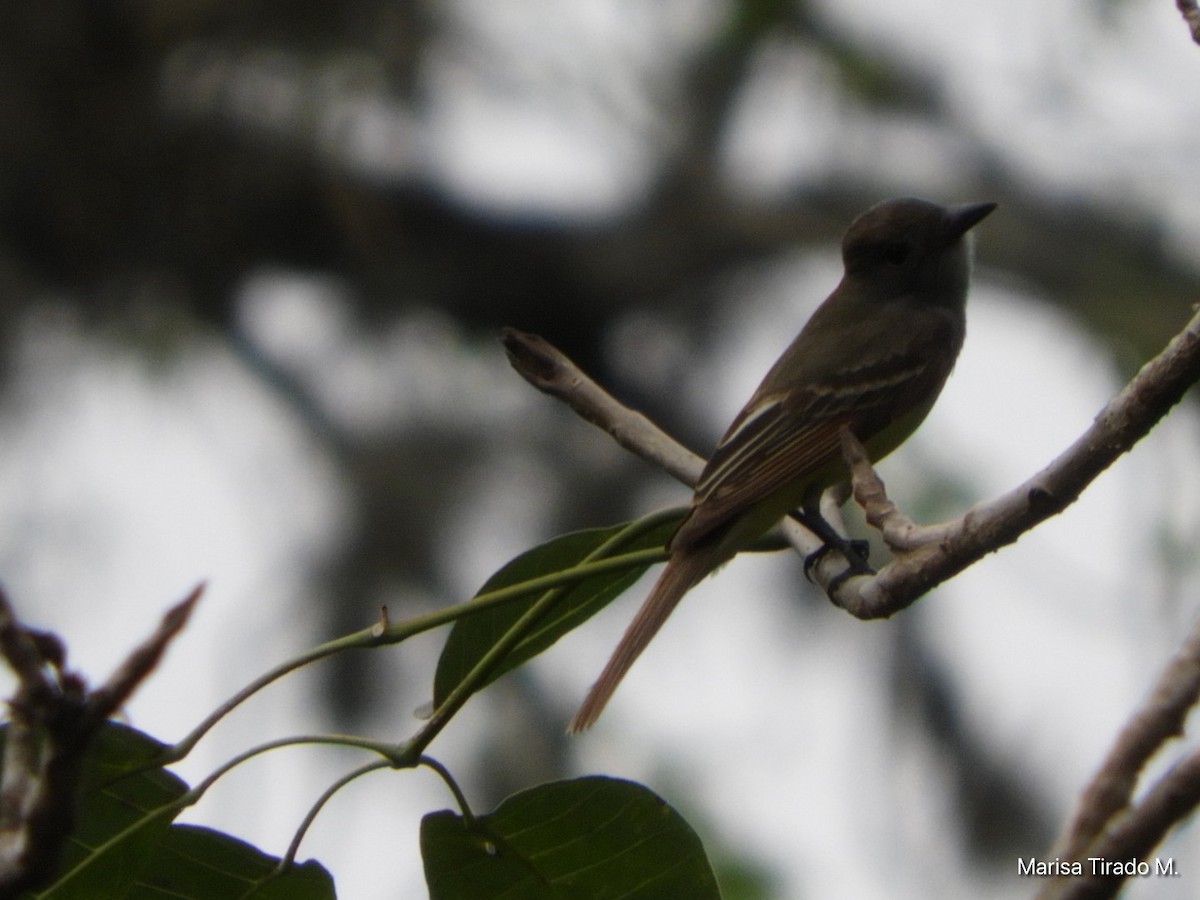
[942,201,997,243]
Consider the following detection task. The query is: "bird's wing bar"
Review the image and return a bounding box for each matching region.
[674,357,932,550]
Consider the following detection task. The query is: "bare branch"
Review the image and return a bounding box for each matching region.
[87,582,204,720]
[500,328,705,487]
[503,307,1200,894]
[1031,614,1200,898]
[831,306,1200,615]
[501,327,831,564]
[0,588,89,894]
[839,426,928,551]
[0,584,203,894]
[1068,746,1200,896]
[503,308,1200,615]
[1055,615,1200,856]
[1178,0,1200,45]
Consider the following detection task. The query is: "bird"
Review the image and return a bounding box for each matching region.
[569,197,997,732]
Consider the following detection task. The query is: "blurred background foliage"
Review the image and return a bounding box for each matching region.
[2,1,1200,896]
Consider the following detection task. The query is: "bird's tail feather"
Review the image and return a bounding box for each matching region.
[568,547,717,732]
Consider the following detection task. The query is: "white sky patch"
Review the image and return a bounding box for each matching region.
[236,269,532,436]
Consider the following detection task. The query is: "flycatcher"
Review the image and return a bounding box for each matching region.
[570,197,996,732]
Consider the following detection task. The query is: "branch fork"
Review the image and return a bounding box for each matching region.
[505,310,1200,619]
[502,307,1200,896]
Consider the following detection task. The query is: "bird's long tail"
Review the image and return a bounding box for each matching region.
[569,545,719,732]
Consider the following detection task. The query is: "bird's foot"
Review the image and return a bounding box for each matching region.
[804,537,875,589]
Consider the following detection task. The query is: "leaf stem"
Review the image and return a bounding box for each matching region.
[164,513,676,765]
[279,758,393,869]
[420,755,476,826]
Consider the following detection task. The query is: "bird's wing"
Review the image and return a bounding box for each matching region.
[672,351,940,551]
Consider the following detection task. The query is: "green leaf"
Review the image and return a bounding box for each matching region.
[26,722,188,899]
[17,722,334,900]
[433,515,680,708]
[131,825,334,899]
[421,776,721,900]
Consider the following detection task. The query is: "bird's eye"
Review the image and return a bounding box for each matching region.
[880,241,910,266]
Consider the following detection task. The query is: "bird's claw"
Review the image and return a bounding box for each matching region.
[804,537,875,590]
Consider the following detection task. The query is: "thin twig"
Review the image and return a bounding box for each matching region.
[1033,614,1200,898]
[500,328,705,487]
[500,327,828,563]
[1178,0,1200,45]
[1037,744,1200,899]
[0,585,202,894]
[88,583,203,719]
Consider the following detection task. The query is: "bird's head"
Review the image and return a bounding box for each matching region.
[841,197,997,306]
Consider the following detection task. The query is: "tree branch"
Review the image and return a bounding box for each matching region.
[1033,612,1200,899]
[1178,0,1200,45]
[502,306,1200,615]
[503,306,1200,897]
[0,584,202,894]
[500,326,834,567]
[500,328,706,488]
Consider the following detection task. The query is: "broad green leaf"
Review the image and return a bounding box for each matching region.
[25,722,187,899]
[15,722,334,900]
[433,515,680,708]
[131,825,334,899]
[421,776,720,900]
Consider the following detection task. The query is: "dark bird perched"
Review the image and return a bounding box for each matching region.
[570,197,997,732]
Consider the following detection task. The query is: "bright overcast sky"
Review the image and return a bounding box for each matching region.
[3,2,1200,899]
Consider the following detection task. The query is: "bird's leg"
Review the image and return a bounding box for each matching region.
[791,507,874,582]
